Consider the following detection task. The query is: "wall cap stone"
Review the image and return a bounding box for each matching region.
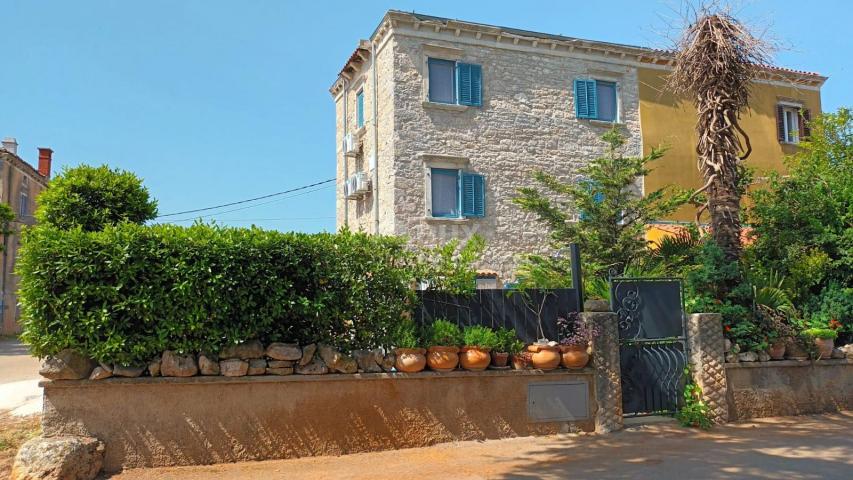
[725,358,851,369]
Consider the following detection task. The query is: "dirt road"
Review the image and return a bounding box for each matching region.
[108,412,852,479]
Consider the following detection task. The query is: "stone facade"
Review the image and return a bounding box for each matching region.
[686,313,729,424]
[582,306,623,433]
[333,12,642,280]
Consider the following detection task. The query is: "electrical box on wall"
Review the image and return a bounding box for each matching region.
[527,381,590,422]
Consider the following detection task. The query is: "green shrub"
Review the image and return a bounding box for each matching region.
[462,325,498,349]
[427,320,462,346]
[494,327,520,353]
[803,328,838,340]
[391,319,422,349]
[18,224,416,365]
[35,165,158,231]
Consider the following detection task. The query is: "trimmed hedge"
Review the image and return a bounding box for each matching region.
[18,223,416,365]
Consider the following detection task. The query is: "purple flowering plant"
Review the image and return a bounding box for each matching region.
[557,312,602,346]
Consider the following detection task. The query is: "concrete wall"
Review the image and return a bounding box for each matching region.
[42,370,595,472]
[725,359,852,421]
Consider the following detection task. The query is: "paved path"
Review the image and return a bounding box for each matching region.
[108,412,852,479]
[0,337,42,416]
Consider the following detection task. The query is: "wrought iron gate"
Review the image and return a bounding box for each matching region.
[610,278,688,417]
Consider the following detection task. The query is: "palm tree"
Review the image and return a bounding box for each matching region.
[669,9,769,265]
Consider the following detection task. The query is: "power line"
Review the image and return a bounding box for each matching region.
[163,184,335,223]
[156,178,336,218]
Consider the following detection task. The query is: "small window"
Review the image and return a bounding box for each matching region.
[19,191,28,217]
[428,58,482,106]
[429,168,486,219]
[356,90,365,129]
[782,106,799,144]
[574,79,618,122]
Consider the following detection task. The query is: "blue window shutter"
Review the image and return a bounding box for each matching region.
[574,79,598,119]
[356,91,364,128]
[462,173,485,217]
[456,63,482,106]
[578,179,603,221]
[470,64,482,106]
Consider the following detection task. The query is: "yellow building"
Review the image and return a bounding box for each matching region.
[638,65,825,242]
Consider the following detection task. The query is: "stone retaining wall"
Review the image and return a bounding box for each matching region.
[41,369,595,472]
[725,359,853,420]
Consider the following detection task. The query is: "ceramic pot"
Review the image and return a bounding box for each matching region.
[426,346,460,372]
[394,348,427,373]
[510,352,531,370]
[767,340,786,360]
[459,346,491,371]
[527,344,561,371]
[560,344,590,369]
[785,340,809,360]
[490,351,509,368]
[814,338,834,359]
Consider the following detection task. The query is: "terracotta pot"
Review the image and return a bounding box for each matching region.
[527,344,561,371]
[510,352,531,370]
[490,351,509,368]
[426,346,460,372]
[785,340,809,360]
[814,338,834,359]
[767,341,786,360]
[560,344,590,369]
[394,348,427,373]
[459,346,491,371]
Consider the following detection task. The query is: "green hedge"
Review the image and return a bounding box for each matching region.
[18,224,416,365]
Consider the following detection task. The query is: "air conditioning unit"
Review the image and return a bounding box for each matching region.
[354,171,371,195]
[343,176,359,199]
[343,133,358,157]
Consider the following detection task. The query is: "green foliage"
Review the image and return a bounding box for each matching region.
[35,165,158,231]
[427,319,463,346]
[0,202,15,244]
[391,319,422,349]
[18,224,417,365]
[803,328,838,340]
[494,327,521,353]
[806,283,853,338]
[513,127,690,281]
[462,325,498,349]
[676,366,713,430]
[416,235,485,296]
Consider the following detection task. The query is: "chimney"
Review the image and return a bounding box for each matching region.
[1,137,17,155]
[38,147,53,178]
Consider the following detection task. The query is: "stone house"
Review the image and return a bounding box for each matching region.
[330,11,826,281]
[0,138,51,334]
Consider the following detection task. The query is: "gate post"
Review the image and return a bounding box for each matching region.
[686,313,730,423]
[582,300,622,433]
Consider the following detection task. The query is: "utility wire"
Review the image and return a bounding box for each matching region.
[156,178,336,218]
[163,184,335,223]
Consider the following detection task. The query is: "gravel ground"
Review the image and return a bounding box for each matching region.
[106,412,852,480]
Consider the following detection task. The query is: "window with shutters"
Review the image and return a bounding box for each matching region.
[574,78,619,122]
[356,89,365,129]
[427,58,482,107]
[428,168,485,219]
[777,104,810,144]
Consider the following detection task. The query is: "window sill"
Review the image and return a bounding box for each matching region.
[423,216,472,224]
[422,101,469,113]
[586,119,625,128]
[354,126,367,139]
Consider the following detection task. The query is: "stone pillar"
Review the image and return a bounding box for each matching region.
[582,300,623,433]
[686,313,729,424]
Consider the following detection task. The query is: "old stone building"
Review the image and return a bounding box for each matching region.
[331,11,825,281]
[0,138,51,334]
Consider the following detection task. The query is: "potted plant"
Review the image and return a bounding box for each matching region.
[508,338,530,370]
[803,327,838,359]
[557,313,601,369]
[459,325,497,371]
[490,328,517,368]
[392,319,426,373]
[425,319,462,372]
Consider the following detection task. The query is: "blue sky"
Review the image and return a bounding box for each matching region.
[2,1,849,232]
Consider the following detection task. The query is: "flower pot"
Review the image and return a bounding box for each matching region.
[814,338,834,359]
[426,346,460,372]
[767,341,786,360]
[394,348,426,373]
[510,352,531,370]
[459,346,491,371]
[560,344,590,369]
[785,340,809,360]
[490,351,509,368]
[527,344,561,371]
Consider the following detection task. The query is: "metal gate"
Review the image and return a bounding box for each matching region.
[610,278,688,417]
